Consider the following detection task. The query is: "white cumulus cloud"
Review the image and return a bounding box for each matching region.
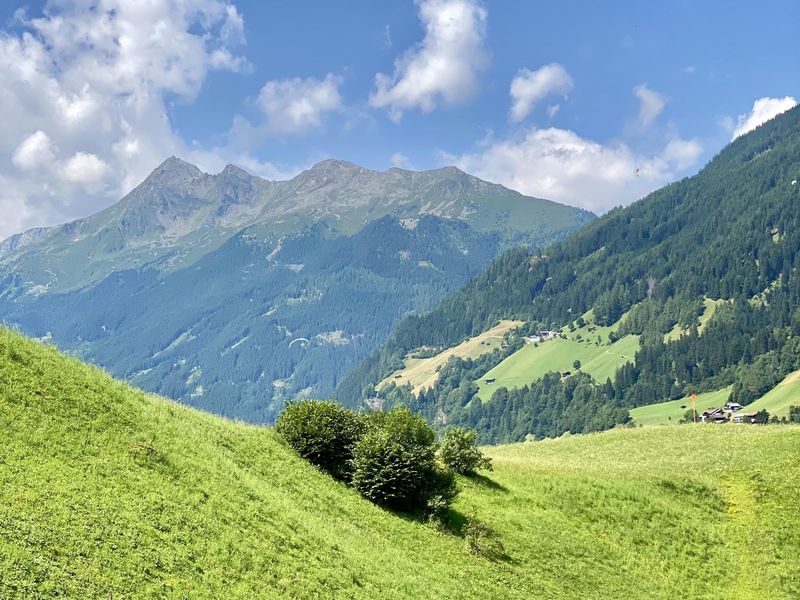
[633,84,668,129]
[0,0,248,240]
[509,64,573,122]
[60,152,110,185]
[369,0,489,121]
[12,131,56,171]
[257,74,343,135]
[449,127,702,214]
[731,96,797,140]
[390,153,414,169]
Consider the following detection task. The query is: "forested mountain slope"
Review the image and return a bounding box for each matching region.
[0,161,592,421]
[337,106,800,442]
[2,328,799,598]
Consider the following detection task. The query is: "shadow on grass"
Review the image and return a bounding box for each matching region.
[439,507,469,536]
[468,473,509,493]
[436,508,514,564]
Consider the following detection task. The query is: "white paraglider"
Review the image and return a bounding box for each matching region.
[288,337,310,348]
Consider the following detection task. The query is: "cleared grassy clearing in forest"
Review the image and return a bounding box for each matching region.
[664,298,724,342]
[629,387,734,425]
[475,314,637,401]
[378,320,523,394]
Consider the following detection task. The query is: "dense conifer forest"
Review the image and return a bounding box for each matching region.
[336,106,800,443]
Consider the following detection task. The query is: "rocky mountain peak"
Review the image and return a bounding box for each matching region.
[308,159,365,173]
[219,164,253,180]
[143,156,205,188]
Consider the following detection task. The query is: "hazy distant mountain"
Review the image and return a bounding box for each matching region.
[1,158,592,296]
[0,159,593,420]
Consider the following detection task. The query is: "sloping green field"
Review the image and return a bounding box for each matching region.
[664,298,724,341]
[630,387,734,425]
[631,370,800,426]
[2,329,799,598]
[747,369,800,417]
[475,314,638,400]
[378,320,523,394]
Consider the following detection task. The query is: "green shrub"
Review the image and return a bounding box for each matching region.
[754,409,770,424]
[438,428,492,475]
[351,408,456,512]
[463,516,505,559]
[276,400,367,480]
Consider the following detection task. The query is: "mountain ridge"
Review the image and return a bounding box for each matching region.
[1,157,593,295]
[0,157,592,419]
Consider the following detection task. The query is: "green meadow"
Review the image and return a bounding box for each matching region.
[2,328,799,598]
[664,298,724,342]
[379,320,523,394]
[630,387,734,426]
[475,315,639,400]
[747,369,800,417]
[631,369,800,426]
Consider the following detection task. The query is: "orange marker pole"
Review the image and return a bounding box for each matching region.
[691,393,697,423]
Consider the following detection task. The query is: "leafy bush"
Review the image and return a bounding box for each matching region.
[277,403,458,514]
[351,408,456,512]
[276,400,367,480]
[438,428,492,475]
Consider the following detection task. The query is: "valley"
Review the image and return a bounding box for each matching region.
[0,161,591,422]
[1,2,798,598]
[340,105,800,444]
[2,328,798,598]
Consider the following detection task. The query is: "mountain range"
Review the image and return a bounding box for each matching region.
[0,159,592,420]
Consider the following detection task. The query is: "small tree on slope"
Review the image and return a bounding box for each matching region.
[438,427,493,476]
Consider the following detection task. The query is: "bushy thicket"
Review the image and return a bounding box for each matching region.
[275,400,366,480]
[278,401,489,515]
[438,428,493,475]
[351,409,456,512]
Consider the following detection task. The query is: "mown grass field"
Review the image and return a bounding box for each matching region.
[747,369,800,417]
[475,315,638,400]
[378,319,523,394]
[630,387,734,426]
[2,328,799,598]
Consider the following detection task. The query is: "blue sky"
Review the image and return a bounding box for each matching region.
[0,0,798,238]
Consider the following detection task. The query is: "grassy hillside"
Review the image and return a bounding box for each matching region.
[631,369,800,425]
[475,315,639,400]
[379,320,523,394]
[664,298,723,342]
[2,329,800,598]
[630,387,734,425]
[742,369,800,417]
